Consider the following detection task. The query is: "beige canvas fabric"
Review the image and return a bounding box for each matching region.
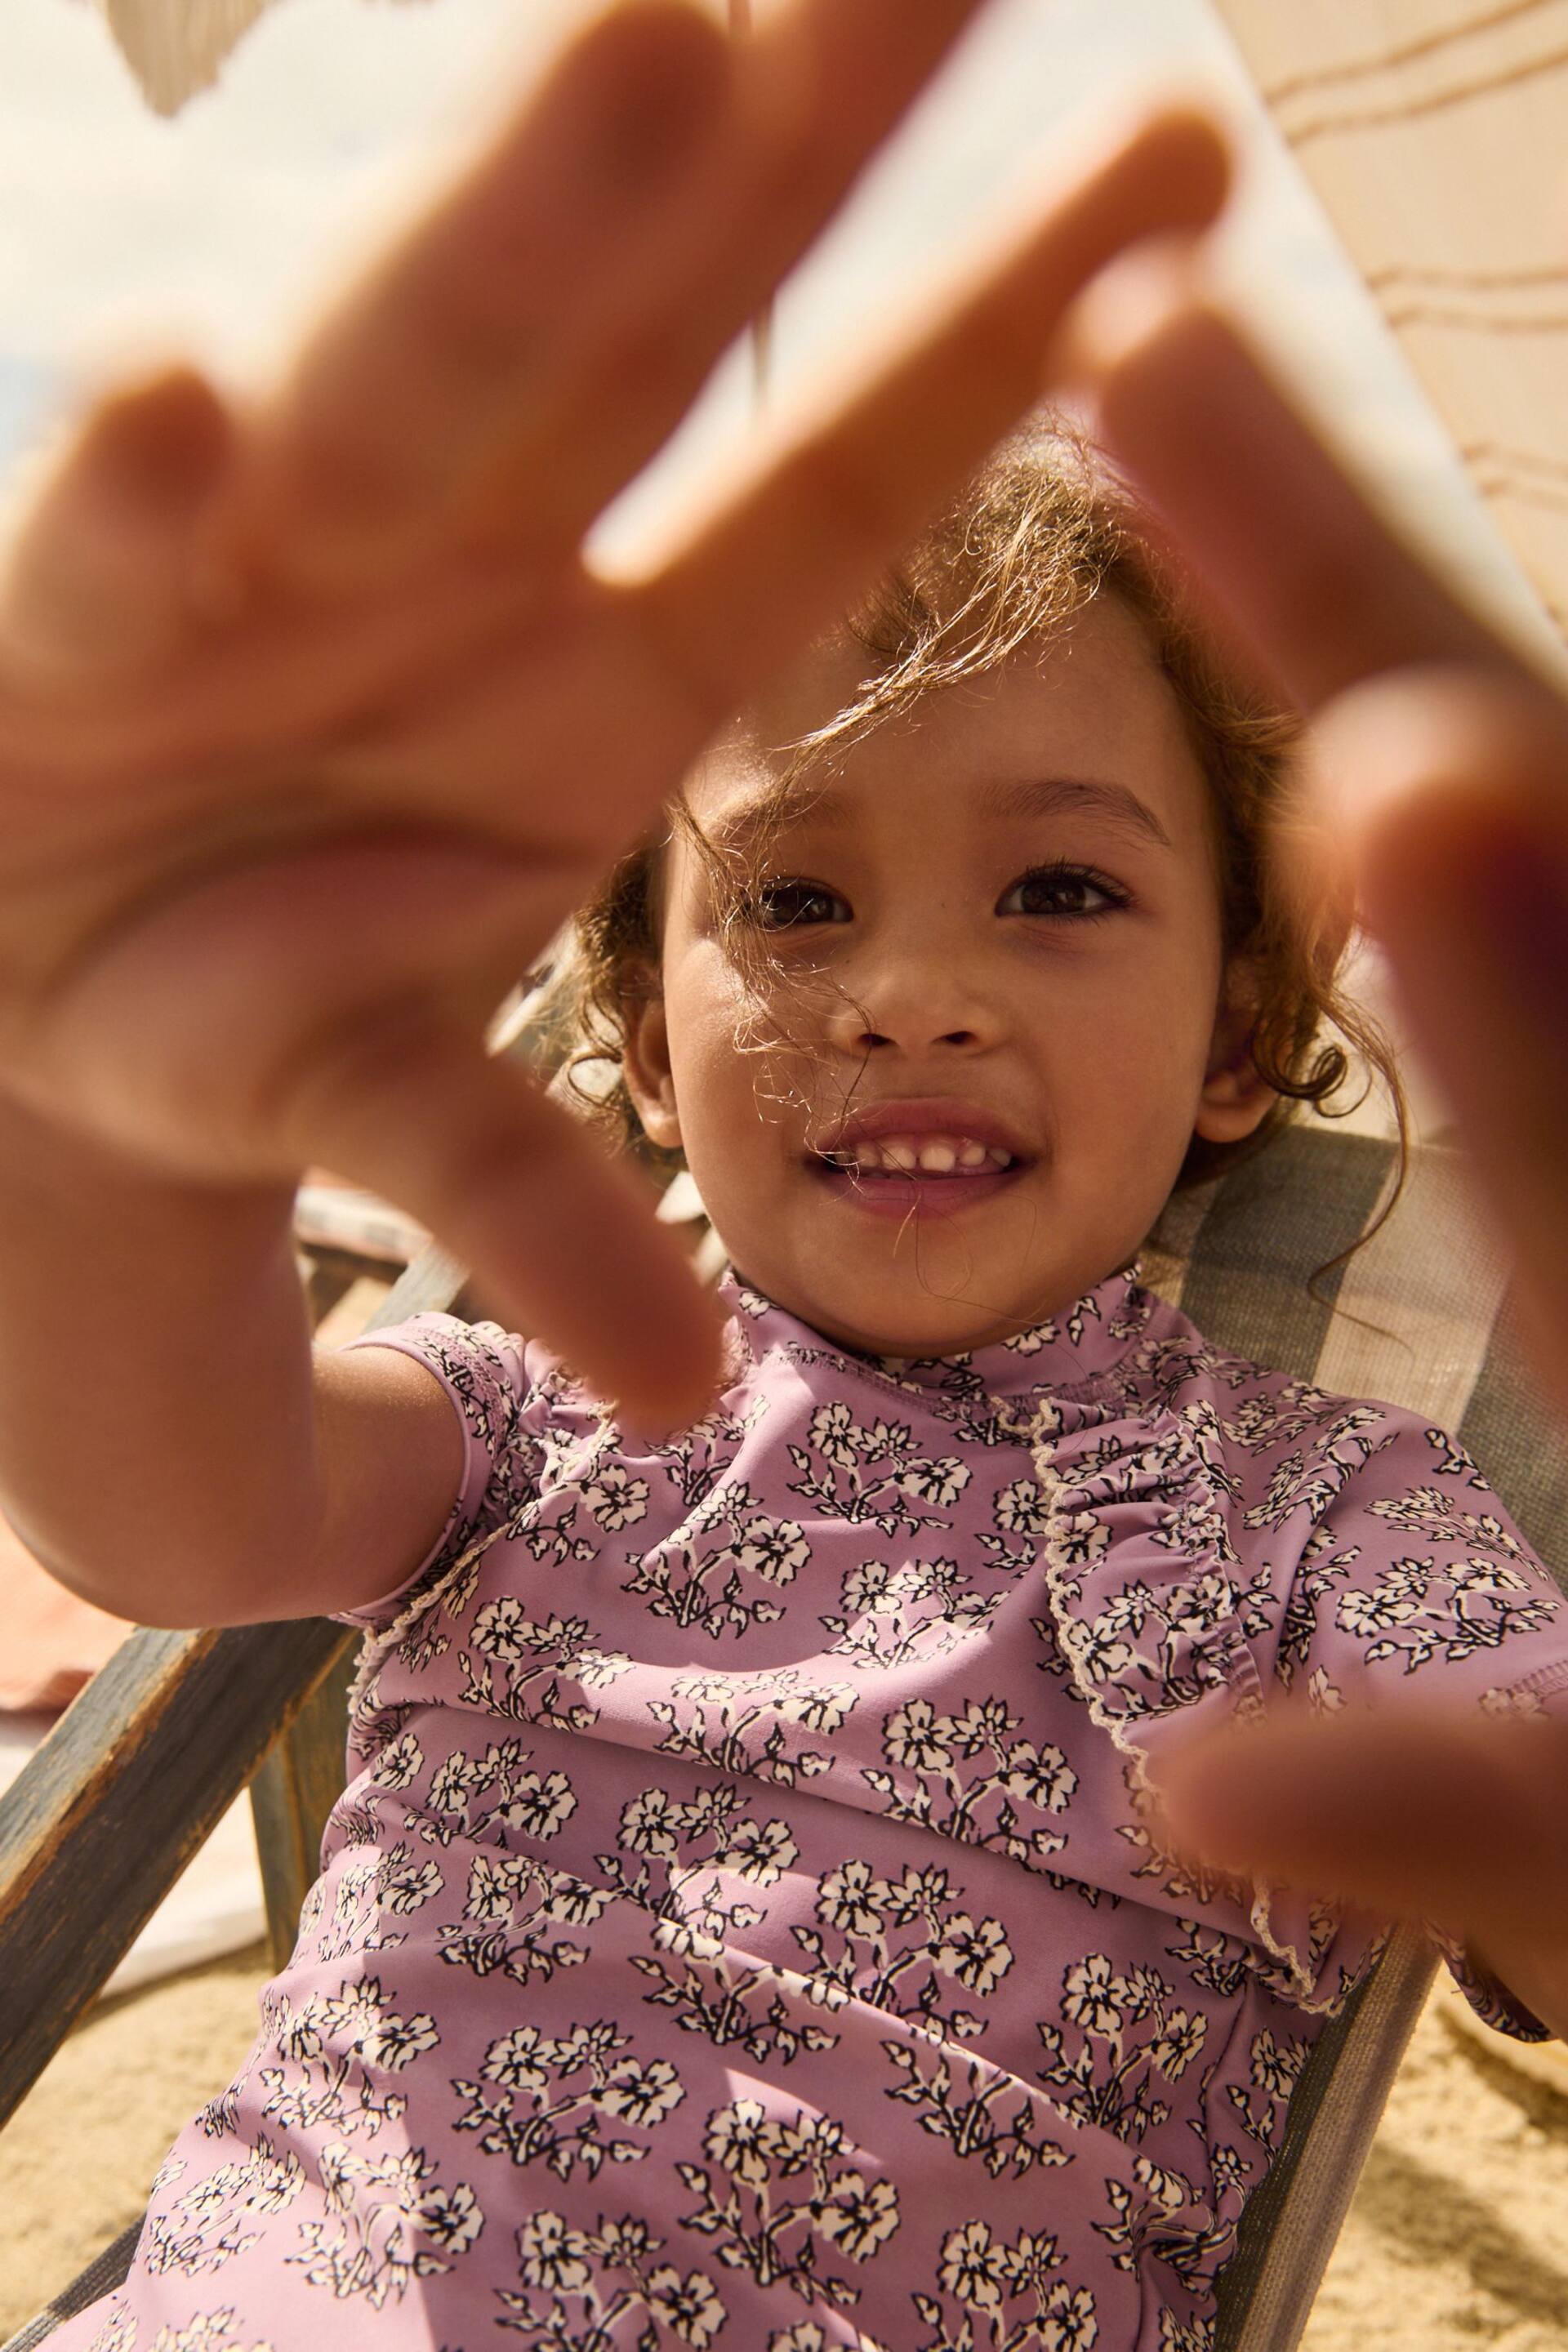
[1212,0,1568,649]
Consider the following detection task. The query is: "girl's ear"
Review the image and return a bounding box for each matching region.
[621,972,684,1153]
[1195,961,1276,1145]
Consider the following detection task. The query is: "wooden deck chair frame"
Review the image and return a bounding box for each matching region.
[2,1131,1563,2352]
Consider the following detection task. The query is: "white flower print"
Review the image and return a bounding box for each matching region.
[372,2010,442,2070]
[950,1696,1014,1753]
[719,1815,798,1886]
[933,1913,1013,1996]
[582,1464,650,1530]
[1336,1583,1420,1637]
[621,1788,683,1856]
[1066,1615,1134,1685]
[733,1515,810,1584]
[996,1477,1051,1535]
[816,2170,900,2260]
[380,1851,444,1915]
[646,2262,727,2346]
[1248,2029,1304,2103]
[596,2058,684,2126]
[704,2096,782,2188]
[371,1731,423,1791]
[817,1857,890,1937]
[884,1699,954,1771]
[516,2210,592,2292]
[1061,1954,1126,2037]
[421,2180,483,2255]
[495,1770,577,1842]
[1148,2010,1207,2080]
[938,2217,1011,2312]
[1000,1738,1077,1812]
[809,1401,862,1469]
[899,1455,972,1508]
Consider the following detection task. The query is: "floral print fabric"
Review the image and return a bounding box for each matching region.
[56,1268,1568,2352]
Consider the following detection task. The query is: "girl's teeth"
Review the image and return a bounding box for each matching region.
[826,1135,1018,1174]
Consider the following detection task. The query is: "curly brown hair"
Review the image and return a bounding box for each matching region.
[538,422,1404,1227]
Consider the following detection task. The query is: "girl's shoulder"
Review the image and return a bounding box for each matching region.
[1113,1289,1537,1542]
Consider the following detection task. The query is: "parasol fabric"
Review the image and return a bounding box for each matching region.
[74,0,433,116]
[1213,0,1568,644]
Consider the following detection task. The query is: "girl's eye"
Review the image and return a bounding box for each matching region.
[749,878,851,930]
[998,863,1127,920]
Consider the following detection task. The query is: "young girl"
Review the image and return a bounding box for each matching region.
[43,434,1568,2352]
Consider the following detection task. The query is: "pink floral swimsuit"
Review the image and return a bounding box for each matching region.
[60,1268,1568,2352]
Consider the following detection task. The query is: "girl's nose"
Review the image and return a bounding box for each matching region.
[822,939,997,1058]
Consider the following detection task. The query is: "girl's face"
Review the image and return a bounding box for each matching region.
[625,594,1273,1358]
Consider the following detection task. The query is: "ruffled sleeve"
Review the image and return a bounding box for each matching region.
[326,1312,541,1633]
[1016,1383,1568,2026]
[1011,1391,1348,2010]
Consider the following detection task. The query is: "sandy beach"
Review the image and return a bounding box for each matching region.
[2,1951,1565,2347]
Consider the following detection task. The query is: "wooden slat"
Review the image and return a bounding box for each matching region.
[250,1644,362,1976]
[0,1616,345,2132]
[0,1241,467,2129]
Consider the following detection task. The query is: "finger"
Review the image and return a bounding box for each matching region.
[615,110,1231,724]
[1078,257,1513,712]
[283,1010,726,1430]
[279,109,1232,829]
[222,0,1000,590]
[449,0,1033,555]
[213,0,733,586]
[1156,1708,1568,1948]
[1307,666,1568,1407]
[0,366,235,682]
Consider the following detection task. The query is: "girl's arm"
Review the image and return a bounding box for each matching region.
[0,1097,461,1630]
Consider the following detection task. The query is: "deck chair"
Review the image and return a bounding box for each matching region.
[2,1125,1564,2352]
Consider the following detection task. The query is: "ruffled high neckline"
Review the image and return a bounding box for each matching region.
[722,1263,1156,1404]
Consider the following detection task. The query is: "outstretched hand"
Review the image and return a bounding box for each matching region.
[1078,233,1568,2034]
[0,0,1227,1426]
[1156,1705,1568,2042]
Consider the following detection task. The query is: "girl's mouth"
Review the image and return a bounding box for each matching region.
[806,1132,1028,1215]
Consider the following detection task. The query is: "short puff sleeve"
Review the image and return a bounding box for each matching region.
[326,1312,541,1634]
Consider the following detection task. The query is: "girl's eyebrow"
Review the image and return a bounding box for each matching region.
[706,773,1174,853]
[978,774,1174,849]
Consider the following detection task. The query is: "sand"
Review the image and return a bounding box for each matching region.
[2,1952,1565,2346]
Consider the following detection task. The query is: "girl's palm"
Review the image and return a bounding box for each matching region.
[0,0,1225,1419]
